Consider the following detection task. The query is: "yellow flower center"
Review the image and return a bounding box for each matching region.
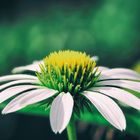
[44,50,95,70]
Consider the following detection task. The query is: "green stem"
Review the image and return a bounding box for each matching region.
[66,117,77,140]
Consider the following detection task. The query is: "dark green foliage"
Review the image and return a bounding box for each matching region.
[0,0,140,139]
[0,0,140,75]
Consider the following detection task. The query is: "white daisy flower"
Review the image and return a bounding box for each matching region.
[0,50,140,134]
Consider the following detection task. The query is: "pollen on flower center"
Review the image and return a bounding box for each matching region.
[44,51,94,69]
[36,50,99,94]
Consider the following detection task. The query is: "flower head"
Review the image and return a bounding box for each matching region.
[0,50,140,133]
[37,50,97,94]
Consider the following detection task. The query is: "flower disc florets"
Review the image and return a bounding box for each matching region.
[37,50,99,95]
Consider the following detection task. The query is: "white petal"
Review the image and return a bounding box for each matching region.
[99,74,110,80]
[50,92,74,134]
[0,79,39,90]
[82,91,126,131]
[101,68,140,80]
[90,87,140,110]
[0,74,37,82]
[2,89,45,114]
[19,88,57,106]
[98,66,109,71]
[12,60,43,73]
[99,73,140,81]
[0,85,40,103]
[91,56,99,61]
[93,66,109,75]
[2,88,58,114]
[97,80,140,93]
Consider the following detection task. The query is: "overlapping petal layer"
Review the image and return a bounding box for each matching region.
[2,88,58,114]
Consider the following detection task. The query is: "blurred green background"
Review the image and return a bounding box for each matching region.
[0,0,140,140]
